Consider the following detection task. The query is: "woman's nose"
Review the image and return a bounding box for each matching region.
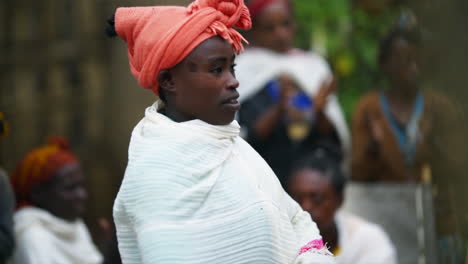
[228,72,239,89]
[76,187,88,201]
[301,199,315,213]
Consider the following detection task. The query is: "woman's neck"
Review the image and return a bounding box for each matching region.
[322,222,339,253]
[161,104,191,123]
[385,84,420,106]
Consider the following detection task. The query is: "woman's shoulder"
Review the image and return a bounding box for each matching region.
[423,89,457,108]
[357,90,380,104]
[14,208,52,239]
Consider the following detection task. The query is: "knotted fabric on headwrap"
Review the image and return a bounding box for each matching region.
[11,137,78,208]
[115,0,252,95]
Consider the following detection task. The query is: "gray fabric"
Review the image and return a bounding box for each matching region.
[342,183,438,264]
[0,168,14,264]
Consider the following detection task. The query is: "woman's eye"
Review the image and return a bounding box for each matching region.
[211,67,223,74]
[231,64,237,72]
[262,25,274,32]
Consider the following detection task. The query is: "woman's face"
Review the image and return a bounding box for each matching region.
[384,38,419,89]
[250,2,295,53]
[168,36,240,125]
[288,169,341,233]
[34,163,88,221]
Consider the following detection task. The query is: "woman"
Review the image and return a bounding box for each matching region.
[351,28,445,182]
[109,0,334,263]
[288,147,397,264]
[236,0,350,186]
[351,27,465,263]
[9,138,102,264]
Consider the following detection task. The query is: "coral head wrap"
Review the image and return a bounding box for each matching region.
[11,137,78,208]
[115,0,252,95]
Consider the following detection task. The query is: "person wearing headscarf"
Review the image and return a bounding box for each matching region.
[108,0,335,263]
[9,138,102,264]
[0,112,15,264]
[236,0,350,187]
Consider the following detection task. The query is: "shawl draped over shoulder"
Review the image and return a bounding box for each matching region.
[113,101,335,264]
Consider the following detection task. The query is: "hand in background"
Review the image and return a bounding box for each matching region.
[314,77,337,113]
[278,74,299,111]
[98,218,122,264]
[367,113,384,156]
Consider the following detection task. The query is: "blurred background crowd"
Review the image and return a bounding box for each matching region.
[1,0,467,263]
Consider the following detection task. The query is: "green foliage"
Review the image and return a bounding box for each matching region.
[293,0,400,123]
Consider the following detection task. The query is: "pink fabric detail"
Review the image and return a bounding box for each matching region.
[299,239,326,255]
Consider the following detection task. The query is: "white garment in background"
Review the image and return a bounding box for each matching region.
[10,207,102,264]
[235,47,351,154]
[113,101,335,264]
[335,211,397,264]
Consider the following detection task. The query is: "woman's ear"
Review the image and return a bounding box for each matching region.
[158,70,176,94]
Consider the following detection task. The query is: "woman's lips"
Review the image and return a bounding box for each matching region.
[221,98,240,111]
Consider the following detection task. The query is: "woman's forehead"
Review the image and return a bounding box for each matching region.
[391,38,415,53]
[187,36,235,61]
[52,163,83,184]
[292,169,332,188]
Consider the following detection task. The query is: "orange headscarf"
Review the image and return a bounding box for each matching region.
[11,137,78,208]
[115,0,252,95]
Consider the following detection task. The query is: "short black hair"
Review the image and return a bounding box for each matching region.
[290,144,346,196]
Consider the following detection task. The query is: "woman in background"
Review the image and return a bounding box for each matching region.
[351,28,427,182]
[237,0,350,186]
[288,146,397,264]
[351,26,466,263]
[9,138,102,264]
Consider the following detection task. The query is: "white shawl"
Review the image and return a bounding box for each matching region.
[236,47,351,154]
[335,211,397,264]
[10,207,102,264]
[113,102,335,264]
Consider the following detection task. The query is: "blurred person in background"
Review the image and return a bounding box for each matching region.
[0,113,14,264]
[9,138,103,264]
[236,0,350,187]
[351,27,427,182]
[351,23,465,263]
[288,146,397,264]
